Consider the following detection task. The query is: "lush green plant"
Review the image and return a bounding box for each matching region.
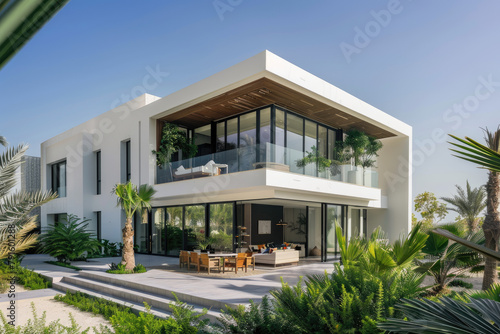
[264,223,427,334]
[152,122,197,167]
[416,222,484,293]
[469,282,500,302]
[449,129,500,290]
[45,261,83,271]
[441,181,486,233]
[0,144,56,259]
[0,302,91,333]
[448,279,474,289]
[87,239,122,258]
[56,291,209,334]
[40,214,100,264]
[379,297,500,333]
[106,262,147,274]
[211,232,233,252]
[342,129,383,169]
[0,256,50,291]
[216,296,287,334]
[114,182,156,270]
[296,146,332,172]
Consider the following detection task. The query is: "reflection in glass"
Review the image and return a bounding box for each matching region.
[151,208,165,255]
[304,120,317,177]
[184,205,206,251]
[259,108,271,162]
[166,207,183,256]
[318,126,328,178]
[134,213,148,253]
[287,113,303,174]
[275,108,285,164]
[216,122,225,152]
[226,118,238,172]
[326,204,342,260]
[209,203,234,252]
[239,112,256,171]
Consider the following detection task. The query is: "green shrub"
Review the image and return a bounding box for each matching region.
[106,262,146,274]
[469,282,500,302]
[56,291,209,334]
[40,214,100,264]
[448,279,474,289]
[0,256,51,291]
[216,296,288,334]
[45,261,82,271]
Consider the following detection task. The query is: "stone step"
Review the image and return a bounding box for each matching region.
[53,276,222,322]
[77,270,236,310]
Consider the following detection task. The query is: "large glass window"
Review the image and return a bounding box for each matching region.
[152,208,166,255]
[275,108,285,164]
[216,122,225,152]
[325,204,342,261]
[259,107,271,162]
[194,125,211,166]
[286,113,304,174]
[166,207,183,256]
[226,118,238,173]
[304,120,317,177]
[51,161,66,197]
[134,212,148,253]
[95,211,101,241]
[184,205,206,251]
[239,111,256,171]
[209,203,234,252]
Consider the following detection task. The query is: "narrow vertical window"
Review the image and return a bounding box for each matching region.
[96,211,101,241]
[96,151,101,195]
[51,161,66,197]
[126,140,131,182]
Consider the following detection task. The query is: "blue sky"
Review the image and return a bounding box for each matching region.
[1,0,499,221]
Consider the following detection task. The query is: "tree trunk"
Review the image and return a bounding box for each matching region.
[121,217,135,271]
[482,171,500,290]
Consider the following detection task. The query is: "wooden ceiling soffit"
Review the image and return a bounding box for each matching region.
[159,78,396,139]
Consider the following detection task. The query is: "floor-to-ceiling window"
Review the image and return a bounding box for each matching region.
[239,111,257,171]
[151,208,166,255]
[209,203,234,252]
[323,204,343,261]
[184,205,206,251]
[166,206,183,256]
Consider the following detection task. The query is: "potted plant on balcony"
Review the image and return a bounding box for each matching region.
[341,129,382,186]
[296,146,332,176]
[329,142,353,182]
[152,122,197,182]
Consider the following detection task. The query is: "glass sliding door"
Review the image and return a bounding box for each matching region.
[184,205,206,251]
[275,108,285,164]
[151,208,165,255]
[134,213,149,253]
[166,206,183,256]
[323,204,343,261]
[209,203,234,252]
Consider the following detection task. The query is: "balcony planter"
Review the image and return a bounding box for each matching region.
[347,167,378,187]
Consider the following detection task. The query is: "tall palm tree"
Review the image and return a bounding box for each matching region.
[448,127,500,289]
[441,181,486,234]
[0,144,56,258]
[113,182,156,270]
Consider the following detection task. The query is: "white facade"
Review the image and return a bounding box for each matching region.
[41,51,412,253]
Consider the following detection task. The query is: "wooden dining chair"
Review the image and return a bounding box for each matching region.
[188,252,200,272]
[179,251,189,268]
[224,253,248,274]
[199,254,221,274]
[245,252,255,271]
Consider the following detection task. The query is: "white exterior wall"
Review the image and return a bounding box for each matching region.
[41,51,412,242]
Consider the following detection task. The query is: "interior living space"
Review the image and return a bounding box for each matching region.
[40,50,412,262]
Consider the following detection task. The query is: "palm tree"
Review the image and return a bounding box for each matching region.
[113,182,156,270]
[449,128,500,289]
[0,144,56,258]
[441,181,486,234]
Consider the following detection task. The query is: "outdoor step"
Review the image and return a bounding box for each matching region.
[77,270,237,311]
[53,276,222,322]
[52,281,171,319]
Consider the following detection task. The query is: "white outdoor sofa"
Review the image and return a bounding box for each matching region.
[253,249,299,267]
[174,160,228,180]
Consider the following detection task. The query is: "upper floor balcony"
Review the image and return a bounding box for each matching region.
[156,142,378,188]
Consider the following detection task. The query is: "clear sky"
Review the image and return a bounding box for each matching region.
[1,0,499,221]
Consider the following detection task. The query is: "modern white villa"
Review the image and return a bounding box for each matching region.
[40,50,412,262]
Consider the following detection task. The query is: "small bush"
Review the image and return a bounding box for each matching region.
[0,256,51,291]
[55,291,131,319]
[45,261,82,271]
[106,263,146,274]
[40,215,100,264]
[448,279,474,289]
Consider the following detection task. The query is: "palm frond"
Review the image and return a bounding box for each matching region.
[433,228,500,261]
[0,144,27,197]
[449,134,500,172]
[0,135,7,147]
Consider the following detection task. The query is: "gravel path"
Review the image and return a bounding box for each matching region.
[0,295,111,333]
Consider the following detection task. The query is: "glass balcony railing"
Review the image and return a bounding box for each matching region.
[156,143,378,187]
